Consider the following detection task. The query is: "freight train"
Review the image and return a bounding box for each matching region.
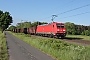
[12,22,66,38]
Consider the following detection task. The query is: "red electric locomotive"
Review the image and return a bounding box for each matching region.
[36,22,66,38]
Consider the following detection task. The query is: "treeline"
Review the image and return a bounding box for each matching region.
[65,22,90,36]
[16,21,48,28]
[8,21,48,30]
[8,21,90,36]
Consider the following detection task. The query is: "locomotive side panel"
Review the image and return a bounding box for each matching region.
[36,23,55,37]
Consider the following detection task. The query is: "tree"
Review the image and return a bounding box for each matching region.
[0,10,13,32]
[8,25,16,31]
[87,26,90,31]
[23,22,32,28]
[31,21,48,27]
[65,22,76,35]
[16,21,32,28]
[16,21,48,28]
[84,30,90,36]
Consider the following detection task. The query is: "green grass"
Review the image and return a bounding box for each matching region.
[0,31,8,60]
[66,35,90,40]
[10,32,90,60]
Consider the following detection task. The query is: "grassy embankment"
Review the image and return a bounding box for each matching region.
[0,31,8,60]
[10,32,90,60]
[66,35,90,40]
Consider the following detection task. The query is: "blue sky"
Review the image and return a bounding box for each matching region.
[0,0,90,26]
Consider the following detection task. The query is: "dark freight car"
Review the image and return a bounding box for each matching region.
[24,28,27,34]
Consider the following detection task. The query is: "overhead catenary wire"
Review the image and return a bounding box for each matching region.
[39,3,90,21]
[39,0,76,20]
[42,0,76,14]
[59,12,90,19]
[56,3,90,15]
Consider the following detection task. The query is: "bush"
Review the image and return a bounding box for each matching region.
[0,31,8,60]
[84,30,90,36]
[81,32,85,35]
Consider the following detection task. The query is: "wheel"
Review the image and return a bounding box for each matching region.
[49,34,53,38]
[56,36,60,39]
[61,36,65,38]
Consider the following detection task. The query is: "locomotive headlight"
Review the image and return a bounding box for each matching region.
[57,29,59,31]
[63,30,65,31]
[54,33,56,35]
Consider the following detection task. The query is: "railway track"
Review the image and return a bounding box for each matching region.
[31,35,90,46]
[63,39,90,46]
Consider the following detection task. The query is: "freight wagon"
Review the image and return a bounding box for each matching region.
[27,26,37,35]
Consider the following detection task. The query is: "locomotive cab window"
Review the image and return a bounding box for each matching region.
[56,24,64,28]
